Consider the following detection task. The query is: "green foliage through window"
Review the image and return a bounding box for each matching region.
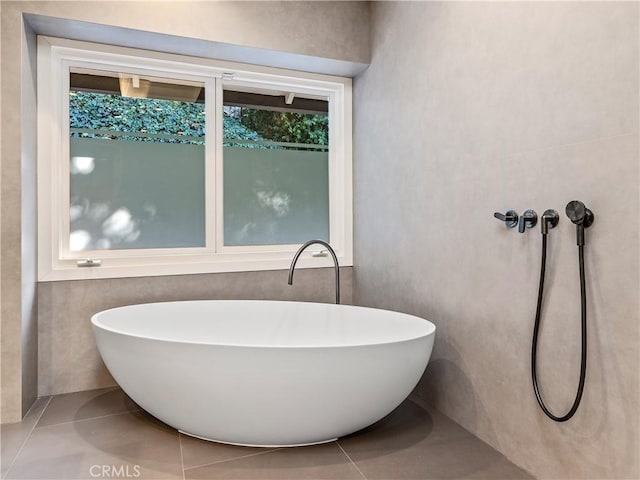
[225,106,328,147]
[69,91,205,144]
[70,91,328,149]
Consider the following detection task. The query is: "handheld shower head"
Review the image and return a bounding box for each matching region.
[565,200,594,246]
[565,200,594,228]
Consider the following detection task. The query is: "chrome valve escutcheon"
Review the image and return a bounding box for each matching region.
[494,210,519,228]
[518,210,538,233]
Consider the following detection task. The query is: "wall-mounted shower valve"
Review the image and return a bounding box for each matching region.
[541,209,559,235]
[494,210,519,228]
[518,210,538,233]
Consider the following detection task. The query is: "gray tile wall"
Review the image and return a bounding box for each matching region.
[38,268,352,396]
[0,4,39,424]
[20,19,38,421]
[13,1,371,64]
[353,2,639,479]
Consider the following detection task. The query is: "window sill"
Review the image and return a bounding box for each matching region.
[39,252,353,281]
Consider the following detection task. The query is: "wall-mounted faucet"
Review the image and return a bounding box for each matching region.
[540,209,559,235]
[518,210,538,233]
[494,201,594,421]
[288,240,340,304]
[494,210,519,228]
[494,209,540,234]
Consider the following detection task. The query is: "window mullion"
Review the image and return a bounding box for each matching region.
[206,77,219,254]
[214,76,225,254]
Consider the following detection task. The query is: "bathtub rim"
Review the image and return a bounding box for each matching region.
[91,299,436,349]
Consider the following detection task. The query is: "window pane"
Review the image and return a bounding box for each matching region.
[68,69,205,251]
[222,91,329,246]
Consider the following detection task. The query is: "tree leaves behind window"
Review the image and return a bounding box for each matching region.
[69,91,205,143]
[69,91,328,147]
[223,114,263,142]
[239,109,328,146]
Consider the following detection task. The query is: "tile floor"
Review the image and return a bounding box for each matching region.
[1,387,533,479]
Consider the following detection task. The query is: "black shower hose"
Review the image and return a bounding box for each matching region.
[531,234,587,422]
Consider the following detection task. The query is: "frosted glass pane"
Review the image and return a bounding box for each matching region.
[223,147,329,246]
[70,137,205,250]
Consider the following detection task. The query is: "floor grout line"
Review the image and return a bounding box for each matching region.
[178,431,186,480]
[182,446,282,472]
[3,396,53,480]
[32,408,144,430]
[2,392,535,480]
[336,440,368,480]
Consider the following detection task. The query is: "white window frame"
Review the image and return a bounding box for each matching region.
[37,37,352,281]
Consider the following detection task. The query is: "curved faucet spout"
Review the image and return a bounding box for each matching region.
[288,240,340,304]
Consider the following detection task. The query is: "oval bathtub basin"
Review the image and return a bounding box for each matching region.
[92,300,436,447]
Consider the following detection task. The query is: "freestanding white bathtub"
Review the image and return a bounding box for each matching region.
[92,300,435,447]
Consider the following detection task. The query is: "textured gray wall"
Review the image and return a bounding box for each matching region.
[0,6,39,424]
[0,0,368,422]
[16,1,370,64]
[353,2,638,479]
[20,20,38,420]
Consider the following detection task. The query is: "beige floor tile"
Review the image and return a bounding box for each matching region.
[179,432,276,470]
[339,400,533,479]
[184,442,363,479]
[4,390,532,480]
[36,387,139,428]
[6,410,181,479]
[347,434,533,479]
[340,398,472,453]
[1,397,51,479]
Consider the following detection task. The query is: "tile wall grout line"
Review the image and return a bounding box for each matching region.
[182,446,282,472]
[3,396,53,480]
[33,408,144,430]
[178,432,186,480]
[471,131,638,167]
[336,440,368,480]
